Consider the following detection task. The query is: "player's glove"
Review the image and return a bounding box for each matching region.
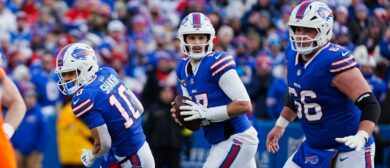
[335,131,369,151]
[81,149,96,167]
[180,100,209,121]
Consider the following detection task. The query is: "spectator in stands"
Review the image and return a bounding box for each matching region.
[266,64,288,119]
[335,26,355,51]
[142,51,176,110]
[354,46,387,102]
[144,87,182,168]
[249,55,273,119]
[0,0,17,34]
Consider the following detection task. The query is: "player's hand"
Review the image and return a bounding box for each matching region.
[335,131,368,151]
[266,126,285,153]
[180,100,209,121]
[81,149,96,167]
[170,101,182,125]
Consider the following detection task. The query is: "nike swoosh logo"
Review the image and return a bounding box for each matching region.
[215,53,222,59]
[342,51,349,56]
[73,98,80,105]
[340,157,349,161]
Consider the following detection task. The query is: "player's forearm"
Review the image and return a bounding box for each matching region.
[358,120,376,136]
[280,107,297,122]
[2,77,26,129]
[275,107,297,128]
[91,125,111,157]
[4,99,26,129]
[227,100,252,117]
[203,100,251,122]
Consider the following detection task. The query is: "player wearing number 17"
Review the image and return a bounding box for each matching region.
[266,1,381,168]
[172,12,259,167]
[55,43,154,168]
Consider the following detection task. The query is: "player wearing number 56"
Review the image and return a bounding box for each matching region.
[55,43,155,168]
[170,12,259,167]
[266,1,381,168]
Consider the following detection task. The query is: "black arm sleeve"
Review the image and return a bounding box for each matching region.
[284,93,296,112]
[355,92,381,124]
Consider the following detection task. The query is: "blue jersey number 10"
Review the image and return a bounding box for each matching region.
[109,84,141,128]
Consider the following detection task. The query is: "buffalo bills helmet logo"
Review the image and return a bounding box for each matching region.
[317,7,333,21]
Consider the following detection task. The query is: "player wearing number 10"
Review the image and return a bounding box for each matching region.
[266,1,381,168]
[55,43,154,168]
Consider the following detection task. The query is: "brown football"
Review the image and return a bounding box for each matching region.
[173,95,201,131]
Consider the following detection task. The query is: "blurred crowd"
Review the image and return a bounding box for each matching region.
[1,0,390,167]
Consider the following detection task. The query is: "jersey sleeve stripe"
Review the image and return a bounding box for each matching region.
[331,55,354,66]
[212,61,235,77]
[75,104,94,117]
[330,62,357,73]
[211,55,233,69]
[73,99,91,112]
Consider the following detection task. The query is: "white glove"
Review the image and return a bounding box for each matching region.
[335,131,369,151]
[2,123,14,139]
[81,149,96,167]
[180,100,209,121]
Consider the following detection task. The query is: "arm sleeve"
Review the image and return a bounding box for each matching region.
[218,69,250,101]
[95,124,111,157]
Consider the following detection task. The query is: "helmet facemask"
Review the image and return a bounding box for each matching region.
[289,26,321,55]
[57,69,82,95]
[180,34,213,60]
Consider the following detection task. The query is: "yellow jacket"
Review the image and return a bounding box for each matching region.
[57,103,93,164]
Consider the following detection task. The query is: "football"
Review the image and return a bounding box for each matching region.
[173,95,201,131]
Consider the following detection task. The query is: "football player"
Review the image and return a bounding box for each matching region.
[55,43,154,168]
[171,12,259,167]
[0,53,27,168]
[266,1,380,167]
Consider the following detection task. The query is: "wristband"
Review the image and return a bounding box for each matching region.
[3,123,14,139]
[357,130,369,143]
[275,116,290,128]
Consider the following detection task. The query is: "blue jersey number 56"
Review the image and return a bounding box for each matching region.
[289,87,323,121]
